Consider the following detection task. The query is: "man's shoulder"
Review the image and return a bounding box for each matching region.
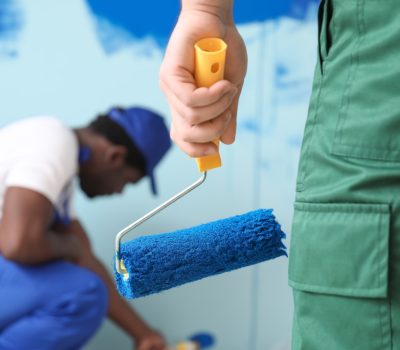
[0,117,79,205]
[8,116,76,148]
[3,115,68,134]
[14,115,69,132]
[2,116,79,170]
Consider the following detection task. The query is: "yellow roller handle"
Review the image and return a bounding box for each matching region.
[194,38,227,172]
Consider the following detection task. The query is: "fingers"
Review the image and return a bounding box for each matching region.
[136,336,167,350]
[161,70,237,107]
[170,112,230,157]
[172,110,232,144]
[159,24,247,159]
[164,81,237,125]
[161,77,238,158]
[161,76,237,118]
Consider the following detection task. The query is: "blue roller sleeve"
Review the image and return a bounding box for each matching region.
[115,209,286,298]
[189,332,215,348]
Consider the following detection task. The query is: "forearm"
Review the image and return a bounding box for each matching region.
[64,220,157,343]
[81,254,152,340]
[0,187,82,264]
[0,229,80,264]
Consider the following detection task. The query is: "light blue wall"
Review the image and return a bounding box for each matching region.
[0,1,318,349]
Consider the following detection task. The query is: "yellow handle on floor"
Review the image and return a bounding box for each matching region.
[194,38,227,172]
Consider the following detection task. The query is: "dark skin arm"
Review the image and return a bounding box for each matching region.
[57,220,166,350]
[0,186,166,350]
[0,186,82,263]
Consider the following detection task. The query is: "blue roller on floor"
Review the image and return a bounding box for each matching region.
[114,209,286,299]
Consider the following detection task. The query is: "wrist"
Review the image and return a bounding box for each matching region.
[128,322,154,340]
[181,0,234,25]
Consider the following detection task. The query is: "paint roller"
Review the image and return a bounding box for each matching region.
[114,38,286,299]
[170,332,215,350]
[114,38,227,276]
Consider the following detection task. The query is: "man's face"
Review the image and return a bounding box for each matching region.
[79,163,144,198]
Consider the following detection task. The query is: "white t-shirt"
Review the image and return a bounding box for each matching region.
[0,116,78,224]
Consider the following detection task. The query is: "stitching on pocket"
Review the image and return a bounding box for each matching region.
[294,201,388,214]
[295,76,324,193]
[333,0,368,153]
[379,301,392,349]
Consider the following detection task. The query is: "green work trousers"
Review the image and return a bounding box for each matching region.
[289,0,400,349]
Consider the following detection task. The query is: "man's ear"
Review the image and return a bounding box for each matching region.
[105,145,127,168]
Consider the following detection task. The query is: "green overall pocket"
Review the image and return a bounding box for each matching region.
[331,0,400,162]
[296,0,400,197]
[289,202,391,350]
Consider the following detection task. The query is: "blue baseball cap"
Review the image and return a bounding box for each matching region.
[106,107,171,195]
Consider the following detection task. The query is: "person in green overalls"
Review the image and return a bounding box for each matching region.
[160,0,400,349]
